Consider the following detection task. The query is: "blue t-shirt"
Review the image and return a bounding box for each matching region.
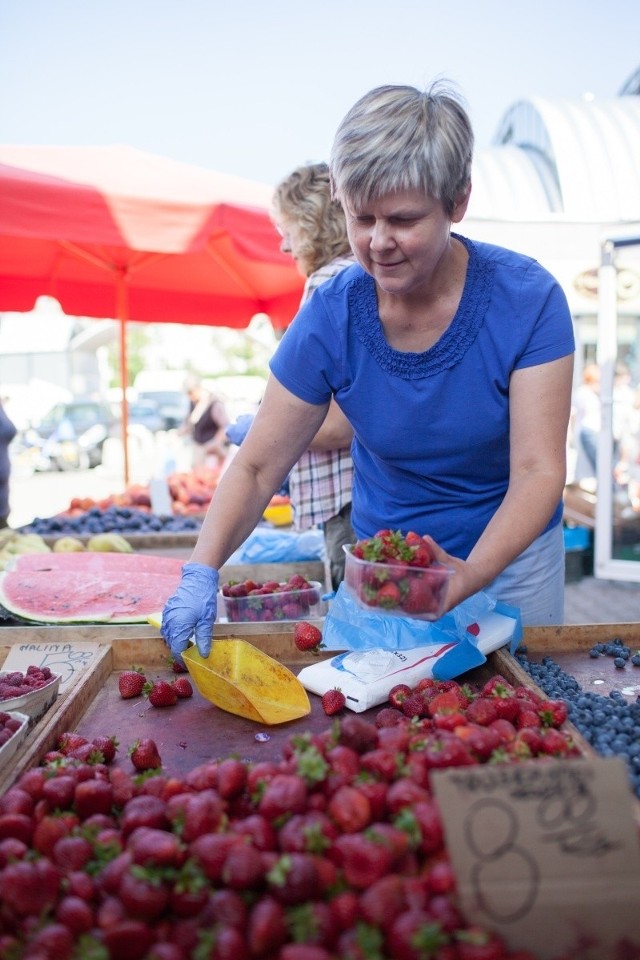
[269,234,575,558]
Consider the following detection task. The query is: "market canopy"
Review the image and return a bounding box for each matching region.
[0,144,304,329]
[0,144,305,481]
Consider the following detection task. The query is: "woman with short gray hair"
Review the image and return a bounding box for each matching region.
[162,81,575,659]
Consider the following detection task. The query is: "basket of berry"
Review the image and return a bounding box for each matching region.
[343,529,453,621]
[219,573,324,623]
[0,711,29,774]
[0,665,61,726]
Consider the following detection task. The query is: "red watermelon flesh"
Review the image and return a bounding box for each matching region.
[0,552,185,624]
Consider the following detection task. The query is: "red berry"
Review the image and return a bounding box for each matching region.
[321,688,346,716]
[293,621,323,652]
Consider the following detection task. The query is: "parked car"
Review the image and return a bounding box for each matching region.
[109,399,165,436]
[137,390,189,430]
[27,399,113,471]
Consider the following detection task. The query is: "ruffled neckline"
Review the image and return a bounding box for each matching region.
[349,233,494,378]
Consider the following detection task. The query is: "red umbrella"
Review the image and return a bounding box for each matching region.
[0,145,304,481]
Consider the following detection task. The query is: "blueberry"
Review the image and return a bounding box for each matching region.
[614,657,626,669]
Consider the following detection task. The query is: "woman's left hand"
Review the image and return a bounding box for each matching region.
[422,536,485,613]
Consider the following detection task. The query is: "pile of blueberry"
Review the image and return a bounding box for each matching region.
[19,506,201,537]
[516,646,640,799]
[588,636,640,669]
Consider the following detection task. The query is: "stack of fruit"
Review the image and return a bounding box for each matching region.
[220,574,322,623]
[343,529,453,619]
[0,666,586,960]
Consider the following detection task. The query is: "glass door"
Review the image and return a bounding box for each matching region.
[595,232,640,580]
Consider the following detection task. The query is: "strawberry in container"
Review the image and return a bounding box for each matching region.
[219,573,323,623]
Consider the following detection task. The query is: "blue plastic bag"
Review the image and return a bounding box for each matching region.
[226,527,325,564]
[321,585,522,681]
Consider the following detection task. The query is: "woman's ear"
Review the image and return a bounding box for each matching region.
[452,183,471,223]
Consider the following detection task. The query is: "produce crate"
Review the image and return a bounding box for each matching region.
[41,531,199,558]
[1,620,639,810]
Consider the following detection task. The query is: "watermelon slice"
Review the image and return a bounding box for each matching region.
[0,552,185,624]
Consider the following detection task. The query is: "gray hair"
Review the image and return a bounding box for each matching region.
[329,82,473,216]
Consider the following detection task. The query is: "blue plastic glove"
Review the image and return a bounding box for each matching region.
[161,562,219,659]
[225,413,254,446]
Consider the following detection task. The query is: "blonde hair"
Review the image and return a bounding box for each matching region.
[272,162,351,276]
[330,81,473,216]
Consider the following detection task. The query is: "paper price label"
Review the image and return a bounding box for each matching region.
[432,756,640,959]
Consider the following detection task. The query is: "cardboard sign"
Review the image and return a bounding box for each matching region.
[432,757,640,959]
[1,642,101,692]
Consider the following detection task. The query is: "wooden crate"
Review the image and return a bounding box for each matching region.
[1,622,639,805]
[42,531,198,559]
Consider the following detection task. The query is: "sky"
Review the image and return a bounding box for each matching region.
[1,0,639,189]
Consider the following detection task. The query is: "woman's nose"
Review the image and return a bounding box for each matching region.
[370,220,393,250]
[280,235,291,254]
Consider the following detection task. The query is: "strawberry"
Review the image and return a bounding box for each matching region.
[333,831,395,887]
[537,697,568,728]
[128,737,162,771]
[321,688,346,716]
[55,894,95,934]
[171,677,193,699]
[216,757,248,800]
[294,621,323,652]
[259,773,308,820]
[24,923,74,960]
[388,683,412,709]
[118,667,146,699]
[359,873,408,928]
[247,895,288,956]
[537,727,576,757]
[0,857,61,916]
[327,785,372,833]
[167,790,225,841]
[101,920,155,959]
[455,925,509,959]
[51,835,93,871]
[402,575,435,614]
[481,675,515,697]
[144,678,178,707]
[0,813,33,846]
[375,706,406,728]
[58,731,89,754]
[465,696,499,726]
[388,909,452,960]
[92,734,118,763]
[338,714,378,753]
[375,580,402,608]
[73,778,114,820]
[168,655,188,673]
[266,851,319,905]
[221,842,265,890]
[401,692,429,719]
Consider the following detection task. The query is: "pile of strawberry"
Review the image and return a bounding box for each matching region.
[117,664,193,709]
[0,677,578,960]
[346,530,450,616]
[379,673,577,761]
[221,574,321,623]
[0,712,25,750]
[0,665,57,702]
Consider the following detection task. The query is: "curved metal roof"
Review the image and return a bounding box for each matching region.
[468,94,640,222]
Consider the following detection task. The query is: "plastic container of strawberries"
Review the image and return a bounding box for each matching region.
[342,546,453,620]
[219,581,324,623]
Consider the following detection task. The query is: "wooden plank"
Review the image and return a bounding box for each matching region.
[42,532,199,551]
